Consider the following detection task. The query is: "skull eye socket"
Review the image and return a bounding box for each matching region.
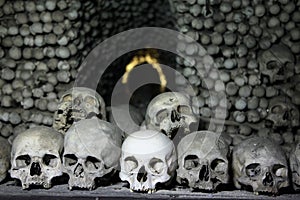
[177,105,191,115]
[246,163,261,178]
[16,155,31,168]
[43,154,58,167]
[85,156,102,171]
[149,158,164,175]
[64,154,78,166]
[272,164,287,178]
[184,155,199,170]
[211,159,227,174]
[124,156,138,172]
[156,109,168,123]
[267,61,281,70]
[271,105,283,114]
[84,96,98,108]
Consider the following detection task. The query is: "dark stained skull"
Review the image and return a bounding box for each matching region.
[232,137,289,194]
[53,87,106,134]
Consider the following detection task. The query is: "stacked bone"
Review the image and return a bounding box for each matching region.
[99,0,174,40]
[0,0,104,140]
[171,0,300,152]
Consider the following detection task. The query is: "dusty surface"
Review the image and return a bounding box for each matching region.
[0,181,299,200]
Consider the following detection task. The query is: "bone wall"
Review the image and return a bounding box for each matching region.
[0,0,173,141]
[171,0,300,154]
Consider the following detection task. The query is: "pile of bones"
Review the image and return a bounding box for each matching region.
[0,88,298,196]
[0,0,300,197]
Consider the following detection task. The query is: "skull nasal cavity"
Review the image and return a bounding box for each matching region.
[137,166,148,183]
[199,165,209,181]
[74,163,84,177]
[30,162,42,176]
[263,172,274,186]
[171,110,180,122]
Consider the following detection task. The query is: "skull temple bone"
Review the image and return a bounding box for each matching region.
[119,130,177,193]
[53,87,106,134]
[10,126,64,189]
[232,137,289,194]
[265,96,299,130]
[63,118,122,190]
[145,92,197,139]
[177,131,230,191]
[0,137,11,183]
[258,44,295,84]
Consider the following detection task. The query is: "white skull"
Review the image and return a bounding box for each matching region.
[0,137,11,183]
[290,141,300,191]
[63,118,122,190]
[10,126,63,189]
[176,131,230,191]
[53,87,106,134]
[119,130,177,193]
[266,96,299,129]
[232,137,289,194]
[258,44,295,84]
[145,92,197,139]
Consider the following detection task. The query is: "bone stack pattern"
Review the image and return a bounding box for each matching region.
[0,0,173,142]
[0,0,106,141]
[171,0,300,154]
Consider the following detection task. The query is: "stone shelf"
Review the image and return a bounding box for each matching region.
[0,181,299,200]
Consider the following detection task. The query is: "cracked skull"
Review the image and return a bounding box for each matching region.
[232,137,289,194]
[10,126,63,189]
[176,131,230,191]
[290,141,300,191]
[266,96,299,130]
[119,130,177,193]
[53,87,106,134]
[258,44,295,84]
[63,118,122,190]
[145,92,197,139]
[0,137,11,183]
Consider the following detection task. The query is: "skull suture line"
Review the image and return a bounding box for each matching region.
[265,96,299,130]
[63,118,122,190]
[10,126,63,189]
[53,87,106,134]
[232,137,289,194]
[145,92,197,139]
[119,130,177,193]
[258,44,295,84]
[0,137,11,183]
[176,131,230,191]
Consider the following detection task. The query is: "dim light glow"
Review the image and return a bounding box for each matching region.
[122,53,167,92]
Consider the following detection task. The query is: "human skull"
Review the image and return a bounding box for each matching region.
[119,130,177,193]
[232,137,289,194]
[10,126,63,189]
[289,141,300,191]
[63,118,122,190]
[145,92,197,139]
[258,44,295,84]
[53,87,106,134]
[176,131,230,191]
[266,96,299,130]
[0,137,11,183]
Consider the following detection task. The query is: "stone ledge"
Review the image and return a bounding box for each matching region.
[0,181,299,200]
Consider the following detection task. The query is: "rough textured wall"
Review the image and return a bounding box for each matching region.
[0,0,173,141]
[171,0,300,153]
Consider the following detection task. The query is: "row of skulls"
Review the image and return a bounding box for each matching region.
[0,87,299,195]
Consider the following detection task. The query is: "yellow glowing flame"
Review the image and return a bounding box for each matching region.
[122,53,167,92]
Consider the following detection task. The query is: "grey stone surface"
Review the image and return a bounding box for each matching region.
[0,181,299,200]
